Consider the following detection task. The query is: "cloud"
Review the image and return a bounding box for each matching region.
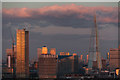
[3,4,118,23]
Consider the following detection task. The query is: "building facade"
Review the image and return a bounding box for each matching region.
[57,55,79,77]
[109,48,120,71]
[42,46,48,54]
[16,29,29,78]
[50,48,56,55]
[38,54,57,78]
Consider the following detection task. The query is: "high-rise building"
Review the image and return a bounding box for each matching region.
[80,55,83,61]
[42,46,48,54]
[86,55,89,63]
[38,54,58,78]
[109,48,120,71]
[50,48,56,55]
[88,14,102,71]
[16,29,29,78]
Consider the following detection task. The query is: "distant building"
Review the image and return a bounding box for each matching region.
[86,55,89,63]
[6,45,16,68]
[6,49,13,68]
[92,61,98,70]
[42,46,48,54]
[60,52,70,56]
[16,29,29,78]
[37,48,42,58]
[80,55,83,61]
[109,48,120,71]
[50,48,56,55]
[102,59,107,70]
[57,54,79,78]
[38,54,58,78]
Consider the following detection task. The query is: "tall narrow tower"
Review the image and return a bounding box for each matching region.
[88,14,102,71]
[16,29,29,78]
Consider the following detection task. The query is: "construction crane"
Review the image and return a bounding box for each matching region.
[9,28,16,78]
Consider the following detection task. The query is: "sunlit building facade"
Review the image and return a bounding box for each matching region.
[60,52,70,56]
[38,54,58,78]
[16,29,29,78]
[50,48,56,55]
[42,46,48,54]
[109,48,120,71]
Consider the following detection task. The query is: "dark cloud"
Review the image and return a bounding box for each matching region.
[2,4,118,60]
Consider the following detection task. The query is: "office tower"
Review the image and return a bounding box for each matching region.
[88,14,102,70]
[86,55,89,63]
[109,48,120,71]
[50,48,56,55]
[58,55,78,77]
[37,48,42,58]
[80,55,83,61]
[16,29,29,78]
[42,46,48,54]
[38,54,58,78]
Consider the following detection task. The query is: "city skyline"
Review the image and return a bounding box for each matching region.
[2,2,118,60]
[2,2,120,79]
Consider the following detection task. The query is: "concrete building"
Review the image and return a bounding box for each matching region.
[57,54,79,78]
[38,54,57,78]
[16,29,29,78]
[109,48,120,71]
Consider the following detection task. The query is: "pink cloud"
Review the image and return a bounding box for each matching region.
[3,4,118,23]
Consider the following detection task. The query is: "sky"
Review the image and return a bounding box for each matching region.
[2,2,118,61]
[1,0,120,2]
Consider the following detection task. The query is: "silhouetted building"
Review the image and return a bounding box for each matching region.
[102,59,107,70]
[16,29,29,78]
[38,54,57,78]
[92,61,98,70]
[109,48,120,71]
[57,54,78,78]
[50,48,56,55]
